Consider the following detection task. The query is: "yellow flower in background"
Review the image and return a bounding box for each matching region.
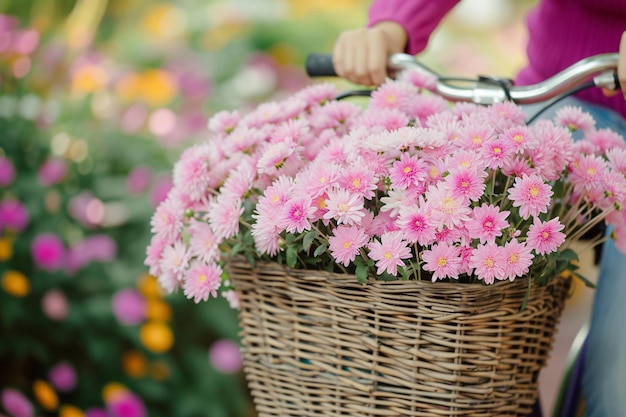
[142,3,187,39]
[146,299,172,321]
[102,382,128,403]
[59,405,85,417]
[150,360,170,381]
[140,321,174,353]
[33,380,59,411]
[137,274,162,298]
[115,70,177,107]
[0,237,13,261]
[122,350,148,378]
[285,0,367,18]
[71,63,108,95]
[2,270,29,297]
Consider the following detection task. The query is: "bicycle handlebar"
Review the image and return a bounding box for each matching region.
[305,53,620,105]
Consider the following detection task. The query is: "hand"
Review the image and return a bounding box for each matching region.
[332,21,408,86]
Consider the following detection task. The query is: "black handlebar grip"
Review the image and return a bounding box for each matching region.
[306,53,337,77]
[615,72,622,91]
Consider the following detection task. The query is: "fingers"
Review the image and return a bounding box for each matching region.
[620,30,626,100]
[333,28,387,86]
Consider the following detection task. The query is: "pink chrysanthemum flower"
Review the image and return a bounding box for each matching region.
[271,118,309,144]
[208,196,243,240]
[466,204,510,244]
[501,156,534,177]
[487,102,527,129]
[150,197,185,241]
[338,165,378,200]
[145,234,167,276]
[221,159,256,200]
[457,122,496,150]
[183,262,222,303]
[208,110,240,135]
[446,150,481,171]
[444,167,486,202]
[367,231,412,276]
[606,148,626,176]
[251,207,282,256]
[399,68,437,90]
[356,107,410,131]
[600,171,626,209]
[160,240,190,282]
[189,220,220,264]
[568,154,607,192]
[260,176,294,208]
[323,189,365,225]
[328,225,370,267]
[469,242,506,284]
[280,196,315,233]
[257,140,298,176]
[311,100,361,131]
[404,94,448,125]
[397,202,437,246]
[427,184,472,229]
[503,239,534,281]
[526,217,566,255]
[507,174,553,220]
[585,128,626,154]
[555,105,595,132]
[481,138,513,169]
[173,144,214,202]
[500,126,538,154]
[369,79,415,110]
[222,126,265,155]
[421,242,462,281]
[389,153,428,190]
[295,82,337,108]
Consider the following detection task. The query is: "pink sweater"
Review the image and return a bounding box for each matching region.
[368,0,626,118]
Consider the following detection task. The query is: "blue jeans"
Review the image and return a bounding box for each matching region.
[526,97,626,417]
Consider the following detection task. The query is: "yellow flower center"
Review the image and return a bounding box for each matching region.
[461,181,468,188]
[384,252,392,259]
[513,134,523,143]
[509,253,518,263]
[529,186,539,198]
[542,231,550,239]
[198,274,207,283]
[437,257,447,267]
[586,167,596,176]
[472,136,483,145]
[338,203,349,213]
[493,147,501,154]
[403,166,411,173]
[351,178,361,188]
[484,258,494,268]
[343,241,352,249]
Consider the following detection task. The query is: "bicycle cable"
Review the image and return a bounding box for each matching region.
[525,80,596,125]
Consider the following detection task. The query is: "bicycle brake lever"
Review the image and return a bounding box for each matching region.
[593,70,622,91]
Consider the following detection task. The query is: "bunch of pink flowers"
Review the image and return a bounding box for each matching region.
[145,73,626,304]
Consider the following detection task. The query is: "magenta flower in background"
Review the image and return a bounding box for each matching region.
[209,339,243,374]
[111,289,146,325]
[0,156,15,186]
[67,192,105,228]
[0,199,29,232]
[85,408,109,417]
[41,289,69,321]
[149,175,173,208]
[126,166,153,195]
[48,361,77,392]
[106,391,147,417]
[1,388,33,417]
[12,28,39,55]
[31,233,66,271]
[72,238,115,269]
[38,157,68,186]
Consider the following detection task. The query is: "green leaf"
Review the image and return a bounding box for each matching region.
[286,245,298,268]
[573,272,597,289]
[313,243,327,258]
[302,231,317,252]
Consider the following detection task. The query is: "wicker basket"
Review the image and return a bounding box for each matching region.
[227,257,570,417]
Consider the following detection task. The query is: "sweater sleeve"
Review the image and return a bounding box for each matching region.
[368,0,461,55]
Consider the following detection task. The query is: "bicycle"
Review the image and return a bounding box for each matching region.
[305,51,621,417]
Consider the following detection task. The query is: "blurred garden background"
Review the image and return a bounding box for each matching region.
[1,0,592,416]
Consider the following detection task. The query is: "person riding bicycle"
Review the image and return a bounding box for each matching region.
[332,1,626,417]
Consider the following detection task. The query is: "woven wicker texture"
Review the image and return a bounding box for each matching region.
[227,258,570,417]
